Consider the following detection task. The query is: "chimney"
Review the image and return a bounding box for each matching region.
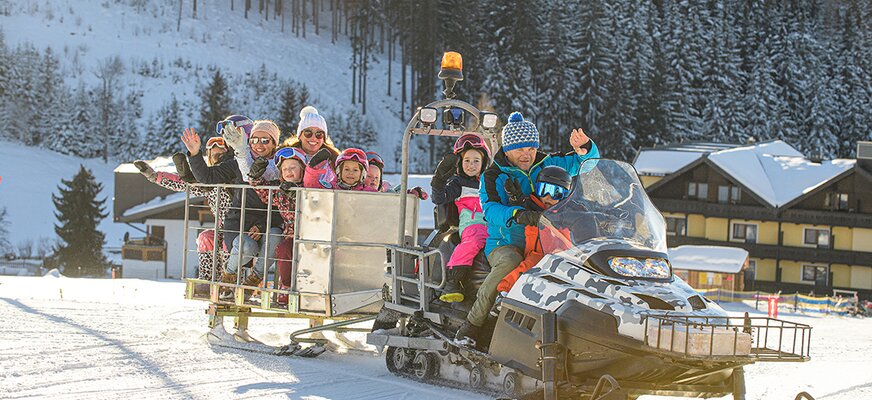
[858,141,872,173]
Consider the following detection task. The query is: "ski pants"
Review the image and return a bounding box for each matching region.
[466,245,524,327]
[274,237,294,288]
[447,224,488,268]
[224,227,283,278]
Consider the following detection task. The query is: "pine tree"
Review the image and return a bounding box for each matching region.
[34,47,64,148]
[52,165,108,277]
[150,95,183,157]
[0,207,10,254]
[276,83,299,143]
[198,70,231,141]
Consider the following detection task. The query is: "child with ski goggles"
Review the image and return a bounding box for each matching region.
[431,133,492,303]
[496,166,573,295]
[246,146,309,305]
[303,147,378,191]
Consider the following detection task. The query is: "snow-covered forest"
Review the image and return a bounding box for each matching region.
[0,0,870,169]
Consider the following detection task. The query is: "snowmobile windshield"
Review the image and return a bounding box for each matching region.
[539,159,667,256]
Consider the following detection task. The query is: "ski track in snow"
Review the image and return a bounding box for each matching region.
[0,276,486,400]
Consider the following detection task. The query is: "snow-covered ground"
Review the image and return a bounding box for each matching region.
[0,274,486,400]
[1,274,870,400]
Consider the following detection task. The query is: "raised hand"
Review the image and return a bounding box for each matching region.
[569,128,590,155]
[431,153,458,188]
[133,160,157,182]
[181,128,201,156]
[222,124,244,152]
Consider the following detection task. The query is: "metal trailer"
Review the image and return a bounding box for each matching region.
[180,183,418,353]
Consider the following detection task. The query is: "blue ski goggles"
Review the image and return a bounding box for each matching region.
[216,117,254,135]
[535,182,570,201]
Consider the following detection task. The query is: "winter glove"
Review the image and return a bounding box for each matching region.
[133,160,157,182]
[172,152,197,183]
[279,181,300,193]
[503,177,524,206]
[308,148,332,167]
[431,153,459,188]
[248,157,269,180]
[408,186,429,200]
[443,178,463,201]
[221,124,245,153]
[514,210,542,226]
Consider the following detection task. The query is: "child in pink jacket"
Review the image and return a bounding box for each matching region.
[304,147,378,192]
[430,134,492,303]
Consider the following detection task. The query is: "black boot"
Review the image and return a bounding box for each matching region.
[172,152,197,183]
[439,266,470,303]
[454,320,479,345]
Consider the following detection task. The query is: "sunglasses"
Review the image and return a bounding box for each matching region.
[215,118,253,135]
[535,182,570,201]
[249,137,273,145]
[302,129,325,139]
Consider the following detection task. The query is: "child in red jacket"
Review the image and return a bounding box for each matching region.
[496,166,573,294]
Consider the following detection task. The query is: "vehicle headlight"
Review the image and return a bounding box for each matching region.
[608,257,671,279]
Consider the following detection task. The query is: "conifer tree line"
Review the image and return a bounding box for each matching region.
[0,30,377,162]
[2,1,871,167]
[175,0,872,165]
[337,0,872,163]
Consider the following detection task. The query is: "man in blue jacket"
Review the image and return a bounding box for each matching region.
[456,111,600,343]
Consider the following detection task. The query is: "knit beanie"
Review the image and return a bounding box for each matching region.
[501,112,539,152]
[251,120,281,144]
[297,106,329,138]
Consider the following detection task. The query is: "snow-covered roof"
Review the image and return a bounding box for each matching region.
[634,142,738,176]
[114,157,180,174]
[634,150,704,176]
[707,141,855,207]
[122,192,201,220]
[668,245,749,274]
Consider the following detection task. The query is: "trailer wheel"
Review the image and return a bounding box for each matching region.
[732,367,746,400]
[469,365,485,389]
[502,371,521,396]
[412,351,438,381]
[385,346,409,374]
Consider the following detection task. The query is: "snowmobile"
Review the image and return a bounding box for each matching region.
[366,53,813,399]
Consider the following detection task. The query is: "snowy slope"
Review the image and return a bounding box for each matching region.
[0,139,129,251]
[1,275,870,399]
[0,0,405,166]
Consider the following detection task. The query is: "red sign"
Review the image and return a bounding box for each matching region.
[767,296,779,318]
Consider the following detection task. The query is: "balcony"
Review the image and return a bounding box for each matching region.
[653,199,778,220]
[666,236,870,267]
[653,199,872,229]
[122,238,166,262]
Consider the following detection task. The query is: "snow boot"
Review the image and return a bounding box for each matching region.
[242,273,263,300]
[219,271,237,299]
[454,320,480,346]
[172,152,197,183]
[275,284,290,307]
[439,266,470,303]
[489,291,508,317]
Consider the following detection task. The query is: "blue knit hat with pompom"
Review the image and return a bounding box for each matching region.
[501,112,539,152]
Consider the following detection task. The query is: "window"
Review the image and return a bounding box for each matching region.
[666,217,687,236]
[803,228,830,247]
[802,265,829,286]
[747,259,757,278]
[688,182,708,200]
[731,223,757,243]
[824,192,849,211]
[718,186,729,203]
[719,185,741,203]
